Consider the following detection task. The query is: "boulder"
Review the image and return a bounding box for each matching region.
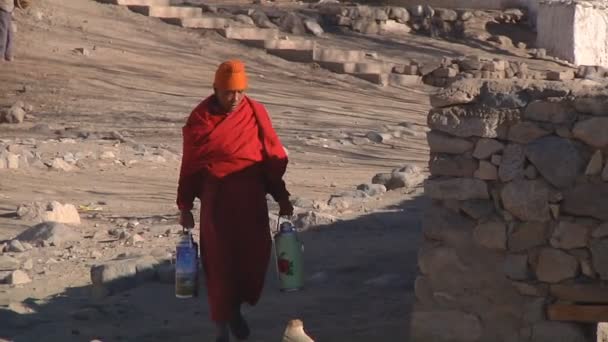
[17,201,81,225]
[16,221,80,247]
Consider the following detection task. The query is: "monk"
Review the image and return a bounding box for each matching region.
[177,60,294,342]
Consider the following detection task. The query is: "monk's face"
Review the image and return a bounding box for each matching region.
[215,88,244,113]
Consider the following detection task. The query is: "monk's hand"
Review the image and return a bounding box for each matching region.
[278,198,294,217]
[180,210,195,229]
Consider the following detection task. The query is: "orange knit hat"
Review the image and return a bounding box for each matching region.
[214,60,248,91]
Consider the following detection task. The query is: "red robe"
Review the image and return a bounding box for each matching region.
[177,95,289,322]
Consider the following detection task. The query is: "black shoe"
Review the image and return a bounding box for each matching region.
[229,312,250,340]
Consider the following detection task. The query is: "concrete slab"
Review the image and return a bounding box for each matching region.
[218,27,279,41]
[317,61,392,74]
[389,74,422,87]
[537,0,608,67]
[177,17,233,29]
[313,48,366,63]
[128,5,203,18]
[98,0,183,5]
[265,39,316,63]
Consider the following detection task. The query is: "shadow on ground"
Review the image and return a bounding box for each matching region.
[0,194,428,342]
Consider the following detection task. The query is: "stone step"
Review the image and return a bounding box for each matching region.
[176,17,233,29]
[317,61,392,74]
[98,0,184,5]
[128,5,203,18]
[313,48,366,63]
[389,74,422,87]
[264,39,316,63]
[218,27,280,41]
[353,73,389,86]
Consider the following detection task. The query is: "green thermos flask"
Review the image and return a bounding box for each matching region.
[274,220,304,292]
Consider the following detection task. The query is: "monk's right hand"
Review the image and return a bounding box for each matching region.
[179,210,195,229]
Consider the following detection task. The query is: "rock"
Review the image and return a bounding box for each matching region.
[294,211,337,230]
[499,144,525,182]
[524,136,585,188]
[593,223,608,239]
[531,321,587,342]
[235,14,255,26]
[127,234,144,244]
[491,154,502,166]
[572,117,608,148]
[501,180,551,222]
[410,311,482,342]
[0,256,19,271]
[460,199,495,220]
[303,19,323,36]
[428,106,520,139]
[474,220,506,250]
[7,270,31,285]
[472,138,504,159]
[509,222,549,252]
[90,255,160,295]
[422,205,475,247]
[546,70,575,81]
[388,7,409,23]
[603,162,608,182]
[356,183,387,196]
[590,239,608,280]
[1,103,26,124]
[22,258,33,270]
[503,254,529,280]
[489,35,513,47]
[525,164,538,179]
[3,152,19,169]
[512,281,547,297]
[429,78,480,107]
[562,183,608,220]
[524,99,577,124]
[278,12,306,35]
[74,48,90,56]
[372,172,392,186]
[427,131,473,154]
[536,248,579,283]
[100,151,115,159]
[387,165,425,190]
[474,160,498,180]
[49,158,74,171]
[507,122,550,144]
[366,131,391,143]
[16,222,80,247]
[585,150,603,175]
[7,240,26,253]
[250,10,276,29]
[435,8,457,21]
[379,20,411,34]
[550,221,590,249]
[429,155,477,177]
[424,178,489,200]
[352,18,379,34]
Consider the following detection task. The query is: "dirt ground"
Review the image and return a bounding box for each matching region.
[0,0,568,340]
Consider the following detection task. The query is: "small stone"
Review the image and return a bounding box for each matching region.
[525,165,538,179]
[2,104,26,124]
[74,48,90,56]
[585,150,603,176]
[356,183,387,197]
[8,270,32,285]
[501,180,551,222]
[427,131,473,154]
[0,256,20,271]
[550,220,590,249]
[100,151,116,159]
[49,158,74,172]
[22,259,33,270]
[503,254,529,280]
[472,138,504,159]
[474,220,506,250]
[524,99,576,124]
[491,154,502,166]
[366,131,391,143]
[499,144,525,182]
[581,259,596,278]
[304,19,324,36]
[7,240,26,253]
[91,250,102,259]
[536,248,579,283]
[474,160,498,180]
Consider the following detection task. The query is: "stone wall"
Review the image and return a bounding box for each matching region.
[410,78,608,342]
[537,0,608,67]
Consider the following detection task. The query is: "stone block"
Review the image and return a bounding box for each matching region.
[426,131,473,154]
[410,311,482,342]
[507,122,550,144]
[524,99,577,124]
[474,219,506,250]
[430,155,477,178]
[504,254,529,280]
[219,27,279,41]
[424,178,489,201]
[98,0,183,5]
[572,117,608,148]
[584,150,603,175]
[501,180,551,222]
[535,248,579,283]
[312,48,365,63]
[265,39,315,63]
[473,138,504,159]
[352,73,389,86]
[562,183,608,220]
[128,5,202,18]
[531,321,587,342]
[546,70,575,81]
[388,74,421,87]
[427,106,521,139]
[524,136,585,189]
[590,239,608,280]
[177,17,231,29]
[318,61,390,74]
[474,160,498,180]
[550,220,590,249]
[537,1,608,67]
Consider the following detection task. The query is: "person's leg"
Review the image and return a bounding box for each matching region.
[229,304,250,340]
[0,10,9,60]
[5,11,12,61]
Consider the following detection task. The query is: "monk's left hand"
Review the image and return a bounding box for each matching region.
[279,198,294,217]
